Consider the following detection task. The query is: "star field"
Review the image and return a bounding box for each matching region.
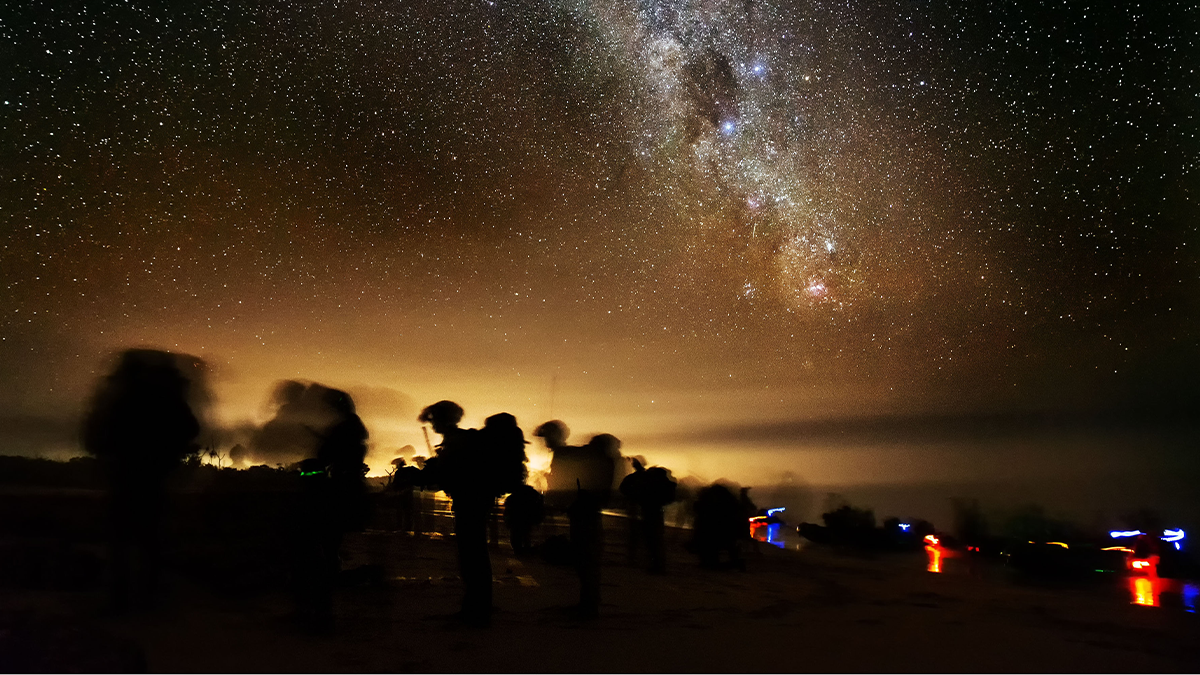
[1,0,1197,469]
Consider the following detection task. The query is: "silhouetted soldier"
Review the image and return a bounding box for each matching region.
[536,420,579,512]
[570,433,620,618]
[293,386,369,632]
[390,457,422,534]
[619,458,648,565]
[419,401,493,626]
[82,349,202,611]
[640,466,678,574]
[693,483,745,571]
[295,456,339,632]
[482,412,529,546]
[318,388,370,536]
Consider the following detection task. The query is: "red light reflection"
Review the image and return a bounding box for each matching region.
[1130,576,1160,607]
[925,544,942,573]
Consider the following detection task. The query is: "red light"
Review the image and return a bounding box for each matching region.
[925,544,942,573]
[1131,577,1159,607]
[1128,555,1159,576]
[924,534,939,546]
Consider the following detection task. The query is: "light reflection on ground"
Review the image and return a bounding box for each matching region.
[1126,576,1200,611]
[918,544,1197,612]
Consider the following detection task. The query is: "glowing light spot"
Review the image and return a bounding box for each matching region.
[1110,530,1144,538]
[720,120,736,135]
[806,281,827,298]
[898,523,911,531]
[1162,528,1185,542]
[924,534,939,546]
[925,544,942,573]
[1047,541,1069,549]
[1131,577,1159,607]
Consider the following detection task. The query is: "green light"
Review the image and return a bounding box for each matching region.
[300,470,325,477]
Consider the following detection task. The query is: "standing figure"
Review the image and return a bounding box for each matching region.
[318,388,370,536]
[619,458,648,565]
[481,412,529,547]
[82,349,202,612]
[639,466,678,574]
[570,433,620,618]
[390,456,422,534]
[535,420,579,513]
[293,386,368,632]
[419,400,493,626]
[692,483,745,571]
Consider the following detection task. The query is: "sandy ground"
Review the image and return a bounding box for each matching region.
[3,515,1199,674]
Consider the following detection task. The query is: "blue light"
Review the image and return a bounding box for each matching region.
[1110,530,1144,538]
[766,523,785,549]
[1162,528,1185,542]
[898,523,911,531]
[766,507,786,516]
[720,120,736,135]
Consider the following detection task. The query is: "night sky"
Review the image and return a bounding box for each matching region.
[2,0,1198,492]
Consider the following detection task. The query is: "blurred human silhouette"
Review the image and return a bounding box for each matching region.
[294,457,339,632]
[640,466,678,574]
[619,459,678,573]
[291,385,369,632]
[419,400,493,626]
[482,412,530,547]
[482,412,530,495]
[535,420,579,512]
[570,433,620,618]
[82,348,203,611]
[618,458,648,565]
[317,388,370,535]
[389,453,422,534]
[692,483,745,571]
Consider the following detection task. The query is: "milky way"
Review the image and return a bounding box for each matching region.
[1,0,1197,478]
